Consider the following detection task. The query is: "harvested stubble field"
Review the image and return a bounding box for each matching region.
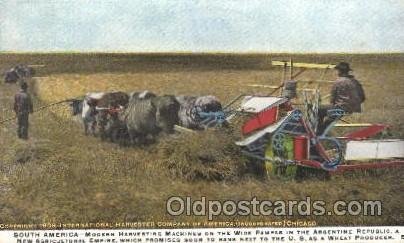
[0,53,403,226]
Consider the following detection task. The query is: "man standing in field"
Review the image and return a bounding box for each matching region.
[13,82,33,139]
[317,62,365,134]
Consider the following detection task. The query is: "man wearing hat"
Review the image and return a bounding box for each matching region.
[13,82,33,139]
[317,62,366,134]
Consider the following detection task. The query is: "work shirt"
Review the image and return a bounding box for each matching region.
[330,75,365,113]
[14,90,33,115]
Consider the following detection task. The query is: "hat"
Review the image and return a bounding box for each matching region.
[334,62,352,72]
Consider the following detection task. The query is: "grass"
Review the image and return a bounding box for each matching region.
[0,53,403,227]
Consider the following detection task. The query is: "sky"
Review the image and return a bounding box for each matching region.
[0,0,403,53]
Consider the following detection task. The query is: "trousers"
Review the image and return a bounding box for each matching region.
[17,113,29,139]
[317,104,345,135]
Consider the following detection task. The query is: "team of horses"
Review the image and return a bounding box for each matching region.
[70,91,224,145]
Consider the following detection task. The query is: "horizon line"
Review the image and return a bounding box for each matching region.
[1,50,403,55]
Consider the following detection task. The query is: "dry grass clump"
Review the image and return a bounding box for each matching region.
[156,130,248,181]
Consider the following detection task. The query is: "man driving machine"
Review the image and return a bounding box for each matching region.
[317,62,365,135]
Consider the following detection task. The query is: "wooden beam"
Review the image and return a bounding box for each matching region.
[299,79,335,83]
[281,62,287,82]
[289,58,293,80]
[272,61,336,69]
[28,64,46,68]
[246,84,316,91]
[247,84,280,89]
[299,80,368,88]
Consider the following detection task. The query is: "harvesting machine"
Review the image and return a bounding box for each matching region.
[224,60,404,178]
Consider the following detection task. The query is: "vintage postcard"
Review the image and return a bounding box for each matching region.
[0,0,403,242]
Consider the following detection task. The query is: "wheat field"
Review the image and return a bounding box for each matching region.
[0,53,403,227]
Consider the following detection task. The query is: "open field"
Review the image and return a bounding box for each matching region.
[0,53,403,226]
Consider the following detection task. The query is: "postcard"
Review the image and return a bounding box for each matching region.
[0,1,403,242]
